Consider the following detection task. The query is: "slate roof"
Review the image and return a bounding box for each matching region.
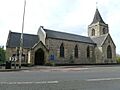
[6,31,39,48]
[44,29,95,44]
[91,8,105,25]
[91,34,108,46]
[6,29,96,48]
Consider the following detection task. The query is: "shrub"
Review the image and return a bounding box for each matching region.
[0,46,6,64]
[45,62,55,66]
[116,57,120,63]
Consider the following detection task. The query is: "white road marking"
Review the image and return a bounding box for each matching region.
[0,81,59,84]
[86,78,120,81]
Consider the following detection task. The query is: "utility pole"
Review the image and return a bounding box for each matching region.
[19,0,26,69]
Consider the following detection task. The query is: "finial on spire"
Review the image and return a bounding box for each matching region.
[96,1,98,9]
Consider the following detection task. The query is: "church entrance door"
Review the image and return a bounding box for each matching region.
[35,48,44,65]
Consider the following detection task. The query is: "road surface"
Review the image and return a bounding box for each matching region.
[0,65,120,90]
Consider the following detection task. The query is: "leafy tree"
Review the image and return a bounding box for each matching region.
[116,54,120,63]
[0,46,6,64]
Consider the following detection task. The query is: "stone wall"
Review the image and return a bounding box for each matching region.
[95,47,103,63]
[95,35,116,64]
[6,47,29,64]
[46,38,96,64]
[88,22,109,37]
[102,35,116,63]
[31,41,49,65]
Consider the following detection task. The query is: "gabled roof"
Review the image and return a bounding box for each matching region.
[32,41,49,51]
[91,34,108,46]
[6,31,39,48]
[6,29,96,49]
[91,8,105,25]
[44,29,95,44]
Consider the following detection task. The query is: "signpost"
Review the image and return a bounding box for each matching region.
[19,0,26,69]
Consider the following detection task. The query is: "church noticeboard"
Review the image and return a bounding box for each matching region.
[49,54,55,61]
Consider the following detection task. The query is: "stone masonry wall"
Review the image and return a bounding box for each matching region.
[46,38,96,64]
[102,35,116,63]
[6,47,29,64]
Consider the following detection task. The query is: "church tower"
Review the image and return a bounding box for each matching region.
[88,8,109,37]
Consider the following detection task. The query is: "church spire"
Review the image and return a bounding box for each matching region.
[88,8,109,37]
[91,8,105,25]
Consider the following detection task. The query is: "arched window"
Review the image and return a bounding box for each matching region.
[107,45,112,59]
[103,28,106,34]
[87,46,90,58]
[91,29,95,36]
[60,43,64,57]
[74,45,78,58]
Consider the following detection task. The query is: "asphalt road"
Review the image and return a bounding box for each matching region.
[1,65,120,90]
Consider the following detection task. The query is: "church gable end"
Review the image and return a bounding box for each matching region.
[102,34,116,48]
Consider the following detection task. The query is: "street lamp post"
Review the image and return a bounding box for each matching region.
[19,0,26,69]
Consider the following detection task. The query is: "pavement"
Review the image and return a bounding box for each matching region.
[0,65,89,72]
[1,64,119,72]
[25,66,89,72]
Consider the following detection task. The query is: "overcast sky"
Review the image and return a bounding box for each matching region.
[0,0,120,54]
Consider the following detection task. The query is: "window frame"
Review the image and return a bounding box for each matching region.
[91,29,95,36]
[107,45,112,59]
[87,46,90,58]
[60,43,64,58]
[74,45,78,58]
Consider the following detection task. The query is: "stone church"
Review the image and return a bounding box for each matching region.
[6,8,116,65]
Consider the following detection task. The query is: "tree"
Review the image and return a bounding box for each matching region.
[116,54,120,63]
[0,46,6,64]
